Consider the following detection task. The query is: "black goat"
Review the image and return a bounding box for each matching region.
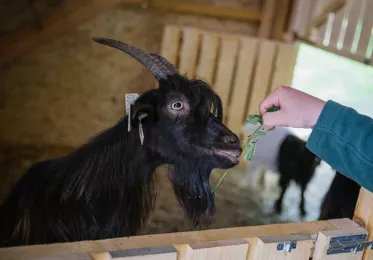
[275,134,322,216]
[0,38,242,247]
[318,171,360,220]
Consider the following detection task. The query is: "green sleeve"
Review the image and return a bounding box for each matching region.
[306,100,373,192]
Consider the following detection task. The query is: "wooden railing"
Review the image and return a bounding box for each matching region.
[0,218,369,260]
[288,0,373,65]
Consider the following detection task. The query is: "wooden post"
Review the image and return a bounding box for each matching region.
[354,187,373,260]
[259,0,277,39]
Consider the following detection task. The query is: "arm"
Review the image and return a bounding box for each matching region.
[306,100,373,192]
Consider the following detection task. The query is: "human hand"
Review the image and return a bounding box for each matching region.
[259,86,326,129]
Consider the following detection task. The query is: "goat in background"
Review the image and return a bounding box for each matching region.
[241,125,321,216]
[0,38,242,247]
[318,171,360,220]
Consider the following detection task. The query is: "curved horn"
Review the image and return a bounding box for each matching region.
[150,53,178,75]
[92,37,177,81]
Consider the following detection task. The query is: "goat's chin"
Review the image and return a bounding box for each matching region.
[166,163,215,228]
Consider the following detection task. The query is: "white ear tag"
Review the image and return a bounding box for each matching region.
[138,113,147,146]
[125,93,140,132]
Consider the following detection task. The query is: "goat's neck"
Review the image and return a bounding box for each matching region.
[58,117,161,200]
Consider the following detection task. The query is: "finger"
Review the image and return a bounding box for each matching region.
[262,110,287,129]
[259,87,281,115]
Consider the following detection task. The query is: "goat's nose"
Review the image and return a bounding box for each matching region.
[223,135,239,145]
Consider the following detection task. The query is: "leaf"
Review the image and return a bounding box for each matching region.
[244,142,256,160]
[246,115,262,125]
[267,106,280,112]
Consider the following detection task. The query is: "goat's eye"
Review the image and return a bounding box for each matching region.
[171,101,184,110]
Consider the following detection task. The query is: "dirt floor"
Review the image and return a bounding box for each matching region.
[0,143,335,235]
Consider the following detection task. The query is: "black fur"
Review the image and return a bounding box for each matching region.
[318,171,360,220]
[275,134,321,216]
[0,74,241,247]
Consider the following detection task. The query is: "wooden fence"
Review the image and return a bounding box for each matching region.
[159,25,299,157]
[288,0,373,65]
[0,218,371,260]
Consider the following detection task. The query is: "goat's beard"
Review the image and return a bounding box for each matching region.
[166,161,215,228]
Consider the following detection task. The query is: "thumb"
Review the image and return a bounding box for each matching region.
[262,110,288,129]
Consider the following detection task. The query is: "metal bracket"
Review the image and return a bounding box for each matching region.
[277,241,297,253]
[327,234,371,255]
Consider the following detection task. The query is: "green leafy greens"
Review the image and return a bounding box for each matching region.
[212,106,280,194]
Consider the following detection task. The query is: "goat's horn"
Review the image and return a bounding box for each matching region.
[150,53,178,74]
[92,37,177,81]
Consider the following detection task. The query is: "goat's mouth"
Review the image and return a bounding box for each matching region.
[213,149,242,163]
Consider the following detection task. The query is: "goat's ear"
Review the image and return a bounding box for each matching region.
[131,103,156,127]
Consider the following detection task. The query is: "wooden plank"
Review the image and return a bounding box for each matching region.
[109,246,177,260]
[159,25,181,66]
[295,34,367,64]
[329,7,347,48]
[0,0,145,67]
[0,220,338,260]
[246,40,277,116]
[317,24,327,45]
[270,42,299,91]
[182,239,248,260]
[353,187,373,260]
[90,252,112,260]
[313,227,367,260]
[34,254,92,260]
[273,0,292,40]
[291,0,314,37]
[213,35,239,123]
[253,234,313,259]
[307,0,324,41]
[178,27,201,77]
[310,0,348,29]
[226,37,258,136]
[356,0,373,58]
[342,0,364,53]
[259,0,277,38]
[195,32,219,85]
[152,0,261,23]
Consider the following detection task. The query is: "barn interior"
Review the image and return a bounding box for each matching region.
[1,0,373,237]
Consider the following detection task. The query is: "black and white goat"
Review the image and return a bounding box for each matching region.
[318,171,360,220]
[242,126,321,216]
[0,38,242,247]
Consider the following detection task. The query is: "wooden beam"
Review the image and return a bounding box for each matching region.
[272,0,292,40]
[0,220,340,260]
[309,0,348,29]
[293,32,370,66]
[152,0,262,23]
[258,0,276,38]
[0,0,262,67]
[0,0,145,67]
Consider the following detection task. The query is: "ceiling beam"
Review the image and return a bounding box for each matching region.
[0,0,262,67]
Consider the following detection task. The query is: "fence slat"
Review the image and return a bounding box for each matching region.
[226,37,258,136]
[329,7,346,48]
[259,0,276,38]
[252,234,313,259]
[246,40,276,116]
[313,227,367,260]
[353,187,373,260]
[292,0,314,37]
[213,36,239,123]
[196,33,219,85]
[357,0,373,59]
[183,239,249,260]
[271,42,299,92]
[342,0,364,53]
[178,28,201,77]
